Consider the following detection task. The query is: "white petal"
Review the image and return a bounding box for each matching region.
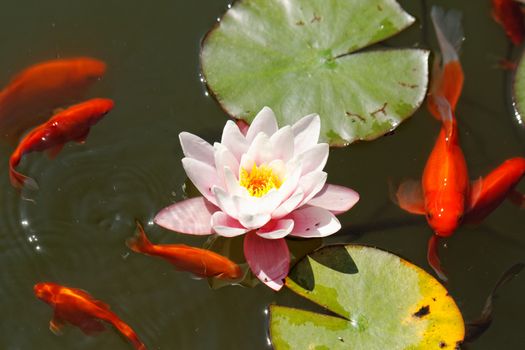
[221,120,248,160]
[154,197,217,234]
[213,186,240,219]
[238,212,271,230]
[288,206,341,238]
[223,166,249,197]
[179,132,214,165]
[246,132,274,165]
[298,143,329,175]
[298,171,328,206]
[256,219,294,239]
[246,106,278,142]
[182,158,222,206]
[308,184,360,214]
[272,190,304,219]
[214,143,240,187]
[211,211,249,237]
[269,125,294,162]
[291,114,320,155]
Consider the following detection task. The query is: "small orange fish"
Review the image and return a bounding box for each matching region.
[34,282,146,350]
[127,222,242,280]
[9,98,114,190]
[396,7,467,280]
[0,57,106,143]
[465,157,525,224]
[491,0,525,45]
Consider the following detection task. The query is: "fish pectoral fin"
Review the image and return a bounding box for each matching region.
[393,179,426,215]
[508,190,525,208]
[46,144,64,159]
[466,177,483,211]
[79,318,106,335]
[49,316,65,335]
[427,235,448,282]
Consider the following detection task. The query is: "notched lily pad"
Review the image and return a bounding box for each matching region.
[269,245,465,349]
[201,0,429,145]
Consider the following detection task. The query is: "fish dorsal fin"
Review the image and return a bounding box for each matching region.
[434,95,455,144]
[393,179,426,215]
[69,287,111,310]
[46,144,64,159]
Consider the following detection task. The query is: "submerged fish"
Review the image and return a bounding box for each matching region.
[491,0,525,45]
[34,282,146,350]
[9,98,114,190]
[0,57,106,143]
[127,222,242,280]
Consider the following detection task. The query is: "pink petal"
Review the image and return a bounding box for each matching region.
[291,114,320,155]
[211,211,249,237]
[182,158,221,206]
[256,219,294,239]
[154,197,218,235]
[221,120,248,161]
[298,143,329,175]
[307,184,360,215]
[244,232,290,291]
[179,132,214,165]
[288,206,341,238]
[246,107,278,142]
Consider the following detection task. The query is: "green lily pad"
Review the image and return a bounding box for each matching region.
[201,0,429,145]
[269,245,465,349]
[514,52,525,123]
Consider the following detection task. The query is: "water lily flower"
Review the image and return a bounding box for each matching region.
[154,107,359,290]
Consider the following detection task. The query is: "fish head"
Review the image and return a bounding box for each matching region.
[34,282,59,304]
[426,206,463,237]
[74,57,107,82]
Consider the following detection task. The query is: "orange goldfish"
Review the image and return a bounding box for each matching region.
[34,282,146,350]
[491,0,525,45]
[9,98,114,190]
[127,222,242,280]
[0,57,106,143]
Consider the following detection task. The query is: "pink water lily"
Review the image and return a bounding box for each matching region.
[154,107,359,290]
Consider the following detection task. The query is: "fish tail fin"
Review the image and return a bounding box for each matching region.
[126,221,153,254]
[110,318,147,350]
[9,157,39,191]
[428,6,465,117]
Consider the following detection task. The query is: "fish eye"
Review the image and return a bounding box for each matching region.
[426,213,433,220]
[458,214,464,222]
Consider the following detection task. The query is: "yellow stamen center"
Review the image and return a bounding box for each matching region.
[239,164,281,197]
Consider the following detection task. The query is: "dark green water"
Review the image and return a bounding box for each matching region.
[0,0,523,349]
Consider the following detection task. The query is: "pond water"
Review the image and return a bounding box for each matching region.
[0,0,523,349]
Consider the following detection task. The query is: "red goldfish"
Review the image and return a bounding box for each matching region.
[127,222,242,280]
[397,8,525,280]
[34,282,146,350]
[0,57,106,143]
[491,0,525,45]
[397,7,468,236]
[396,7,468,279]
[465,157,525,224]
[9,98,114,190]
